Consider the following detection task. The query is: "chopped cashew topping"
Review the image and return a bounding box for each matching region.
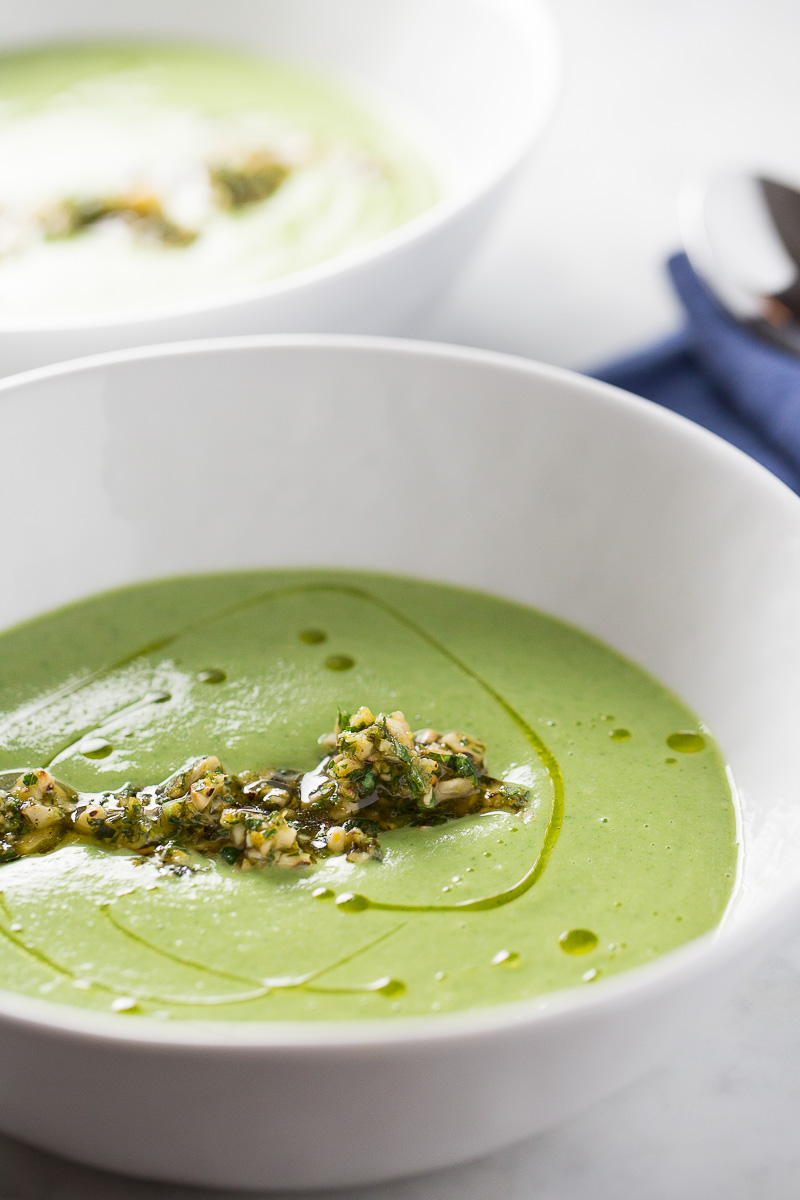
[0,708,529,871]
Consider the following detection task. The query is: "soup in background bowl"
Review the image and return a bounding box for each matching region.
[0,337,798,1190]
[0,0,559,373]
[0,41,440,319]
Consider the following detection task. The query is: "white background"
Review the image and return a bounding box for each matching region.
[5,2,800,1196]
[418,0,800,371]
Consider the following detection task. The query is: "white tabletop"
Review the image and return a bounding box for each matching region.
[5,1,800,1195]
[1,936,799,1200]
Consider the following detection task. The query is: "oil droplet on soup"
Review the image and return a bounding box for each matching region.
[335,892,369,913]
[80,737,113,759]
[197,669,226,684]
[559,929,598,955]
[491,949,521,968]
[666,731,705,753]
[325,655,355,672]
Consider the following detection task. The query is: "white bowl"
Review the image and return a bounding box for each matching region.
[0,337,799,1191]
[0,0,559,376]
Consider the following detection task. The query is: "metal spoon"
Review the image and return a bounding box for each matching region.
[680,171,800,356]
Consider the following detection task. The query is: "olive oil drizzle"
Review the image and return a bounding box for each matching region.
[0,635,178,740]
[99,902,266,990]
[0,890,406,1009]
[0,893,269,1007]
[0,580,565,916]
[342,588,564,913]
[0,890,73,984]
[41,690,171,770]
[101,900,406,995]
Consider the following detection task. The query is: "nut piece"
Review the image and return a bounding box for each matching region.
[20,802,65,829]
[14,769,58,804]
[434,777,477,802]
[326,826,348,855]
[73,804,109,836]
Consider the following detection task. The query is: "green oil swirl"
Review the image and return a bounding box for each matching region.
[1,582,565,920]
[41,688,173,771]
[0,892,407,1011]
[319,588,565,915]
[100,903,407,1005]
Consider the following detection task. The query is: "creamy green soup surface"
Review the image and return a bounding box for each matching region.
[0,43,438,317]
[0,571,737,1021]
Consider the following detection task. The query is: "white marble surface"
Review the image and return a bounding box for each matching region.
[2,942,800,1200]
[5,1,800,1196]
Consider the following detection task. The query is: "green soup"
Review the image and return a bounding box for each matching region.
[0,571,737,1020]
[0,43,438,317]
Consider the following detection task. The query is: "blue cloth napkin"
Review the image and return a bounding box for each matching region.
[593,253,800,493]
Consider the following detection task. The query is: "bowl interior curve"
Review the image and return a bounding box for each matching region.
[1,338,798,961]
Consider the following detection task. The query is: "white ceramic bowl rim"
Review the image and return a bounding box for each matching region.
[0,333,797,1051]
[0,0,560,334]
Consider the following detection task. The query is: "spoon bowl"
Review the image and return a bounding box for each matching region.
[681,170,800,355]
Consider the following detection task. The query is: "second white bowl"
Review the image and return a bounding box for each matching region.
[0,0,559,374]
